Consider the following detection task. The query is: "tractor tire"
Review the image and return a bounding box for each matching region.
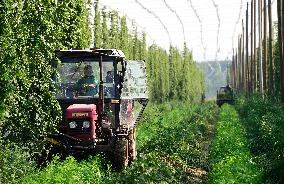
[128,128,137,163]
[113,138,129,170]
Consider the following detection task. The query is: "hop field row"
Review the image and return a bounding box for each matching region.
[2,98,284,183]
[208,104,262,183]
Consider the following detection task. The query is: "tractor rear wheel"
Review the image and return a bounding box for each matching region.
[128,128,137,163]
[113,138,129,170]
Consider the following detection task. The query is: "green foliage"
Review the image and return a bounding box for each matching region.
[0,142,36,184]
[0,0,91,141]
[23,155,110,183]
[101,7,110,48]
[109,10,119,48]
[94,0,102,48]
[119,16,129,58]
[131,24,139,59]
[0,0,91,182]
[147,44,170,102]
[140,32,147,60]
[108,102,219,183]
[236,95,284,183]
[208,104,262,184]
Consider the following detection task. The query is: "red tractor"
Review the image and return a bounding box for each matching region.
[47,49,148,169]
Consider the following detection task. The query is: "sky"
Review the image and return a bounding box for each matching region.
[96,0,277,62]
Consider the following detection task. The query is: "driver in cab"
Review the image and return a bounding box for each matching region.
[76,65,98,96]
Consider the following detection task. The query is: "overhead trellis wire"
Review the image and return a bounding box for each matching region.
[232,0,243,49]
[162,0,186,44]
[187,0,207,60]
[211,0,221,60]
[134,0,172,44]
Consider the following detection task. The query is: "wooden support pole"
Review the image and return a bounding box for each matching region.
[231,60,233,88]
[246,3,250,94]
[251,0,254,94]
[232,49,235,88]
[263,0,268,93]
[258,0,263,95]
[268,0,274,95]
[239,34,242,90]
[242,20,245,91]
[278,0,284,104]
[235,50,238,89]
[254,0,257,91]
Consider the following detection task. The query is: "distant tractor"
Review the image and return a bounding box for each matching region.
[47,49,148,169]
[216,85,234,107]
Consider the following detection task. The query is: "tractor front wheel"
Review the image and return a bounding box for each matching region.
[113,138,129,170]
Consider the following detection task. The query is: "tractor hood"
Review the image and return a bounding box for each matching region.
[66,104,97,120]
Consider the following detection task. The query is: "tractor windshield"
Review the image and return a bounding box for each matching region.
[55,60,115,99]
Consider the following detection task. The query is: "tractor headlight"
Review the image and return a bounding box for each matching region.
[69,121,77,129]
[83,121,90,128]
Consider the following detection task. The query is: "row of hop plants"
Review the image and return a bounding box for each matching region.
[20,102,218,183]
[236,95,284,183]
[208,104,262,184]
[0,0,90,183]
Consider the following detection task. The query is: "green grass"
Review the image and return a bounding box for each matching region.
[208,104,262,184]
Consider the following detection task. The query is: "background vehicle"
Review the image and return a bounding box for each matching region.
[47,49,148,169]
[216,85,234,107]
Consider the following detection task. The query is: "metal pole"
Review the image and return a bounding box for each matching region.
[259,0,263,95]
[268,0,274,95]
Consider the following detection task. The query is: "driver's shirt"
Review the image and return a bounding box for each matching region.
[76,75,98,96]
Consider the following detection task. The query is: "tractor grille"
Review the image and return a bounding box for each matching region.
[68,119,91,134]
